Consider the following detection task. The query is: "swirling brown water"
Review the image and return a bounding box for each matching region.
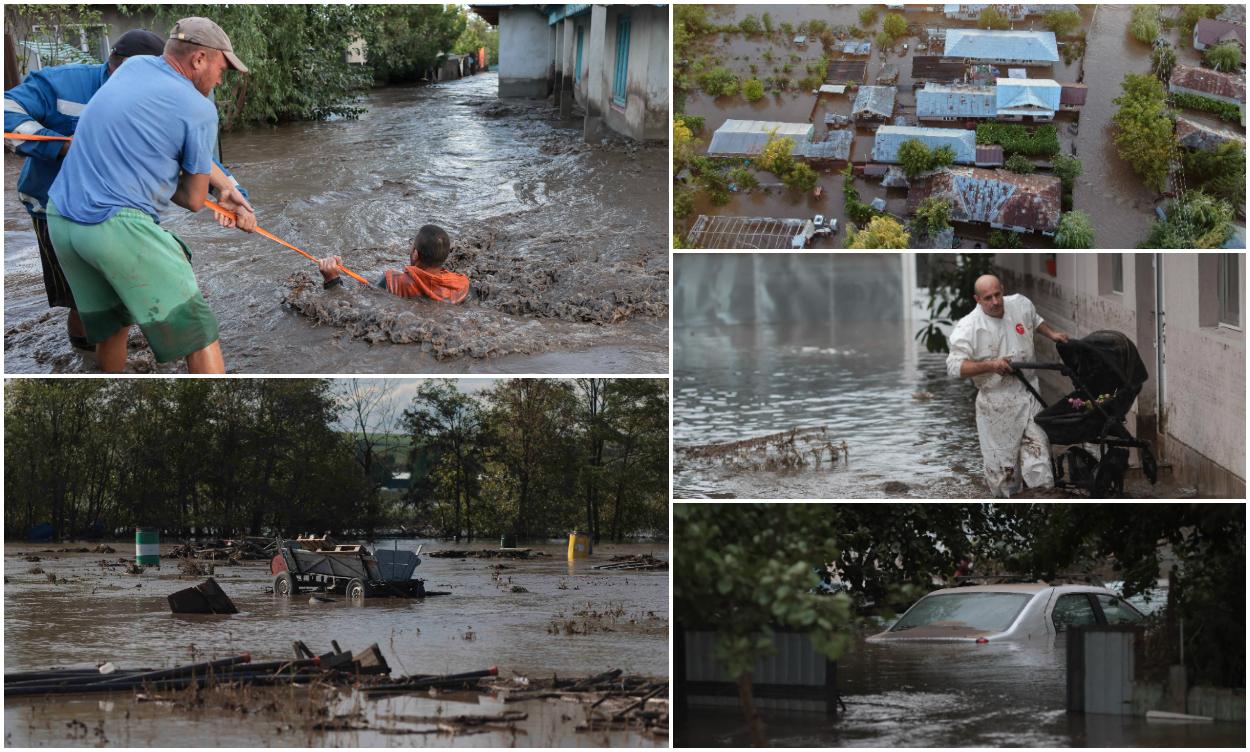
[4,74,668,374]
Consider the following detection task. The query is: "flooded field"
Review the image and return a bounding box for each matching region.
[4,73,668,374]
[677,4,1245,248]
[3,539,668,746]
[679,639,1246,747]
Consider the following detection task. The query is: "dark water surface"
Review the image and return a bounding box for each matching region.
[4,73,668,373]
[679,640,1245,747]
[4,540,667,746]
[673,319,988,498]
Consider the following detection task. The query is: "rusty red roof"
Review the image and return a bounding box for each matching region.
[908,167,1061,233]
[1060,83,1087,106]
[1169,64,1246,102]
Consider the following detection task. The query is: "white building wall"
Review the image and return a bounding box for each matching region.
[498,7,550,97]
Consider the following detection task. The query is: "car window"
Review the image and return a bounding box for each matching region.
[1051,593,1098,632]
[1096,594,1143,624]
[890,592,1032,633]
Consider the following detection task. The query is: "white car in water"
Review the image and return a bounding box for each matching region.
[866,582,1145,644]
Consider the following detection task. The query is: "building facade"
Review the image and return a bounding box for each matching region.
[475,4,667,141]
[994,253,1246,498]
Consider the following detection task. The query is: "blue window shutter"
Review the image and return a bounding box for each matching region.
[575,27,584,83]
[612,15,631,106]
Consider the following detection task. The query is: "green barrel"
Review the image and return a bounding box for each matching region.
[135,527,160,566]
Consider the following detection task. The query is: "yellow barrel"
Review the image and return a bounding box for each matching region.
[567,531,591,560]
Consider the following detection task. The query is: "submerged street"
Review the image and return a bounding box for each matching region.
[4,74,669,374]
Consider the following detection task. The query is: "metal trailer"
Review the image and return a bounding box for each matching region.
[271,542,424,600]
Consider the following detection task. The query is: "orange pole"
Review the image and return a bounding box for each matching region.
[5,131,369,285]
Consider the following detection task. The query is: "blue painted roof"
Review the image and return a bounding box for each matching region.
[944,29,1059,63]
[995,78,1061,114]
[917,83,997,118]
[871,126,977,164]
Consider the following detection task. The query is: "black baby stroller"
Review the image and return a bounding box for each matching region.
[1012,330,1157,498]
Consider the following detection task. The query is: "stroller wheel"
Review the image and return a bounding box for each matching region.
[1093,448,1130,498]
[1063,447,1099,492]
[1141,446,1158,484]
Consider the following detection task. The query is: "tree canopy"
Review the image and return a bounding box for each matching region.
[846,215,910,249]
[1055,210,1095,248]
[1112,73,1177,192]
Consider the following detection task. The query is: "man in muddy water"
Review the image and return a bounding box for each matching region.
[946,274,1069,498]
[316,224,470,303]
[44,17,256,374]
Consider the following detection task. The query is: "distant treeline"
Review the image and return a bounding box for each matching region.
[3,379,668,543]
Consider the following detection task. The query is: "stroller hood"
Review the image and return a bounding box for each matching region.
[1055,330,1148,397]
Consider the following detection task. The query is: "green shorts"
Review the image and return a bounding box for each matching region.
[46,200,219,363]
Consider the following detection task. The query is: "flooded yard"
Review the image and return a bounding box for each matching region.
[679,639,1246,747]
[4,73,668,374]
[3,539,668,747]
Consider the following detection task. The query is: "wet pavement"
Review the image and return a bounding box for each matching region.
[4,73,668,374]
[678,638,1246,747]
[3,539,667,746]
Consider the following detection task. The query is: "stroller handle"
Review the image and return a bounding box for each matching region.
[1012,362,1068,372]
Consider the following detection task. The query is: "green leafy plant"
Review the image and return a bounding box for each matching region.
[976,122,1060,158]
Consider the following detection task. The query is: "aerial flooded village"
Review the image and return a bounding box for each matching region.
[674,4,1247,249]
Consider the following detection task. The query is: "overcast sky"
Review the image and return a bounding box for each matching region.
[329,378,498,433]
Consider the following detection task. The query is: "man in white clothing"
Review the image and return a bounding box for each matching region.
[946,274,1070,497]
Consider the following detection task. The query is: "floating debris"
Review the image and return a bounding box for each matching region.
[592,554,667,572]
[427,548,550,560]
[678,426,849,472]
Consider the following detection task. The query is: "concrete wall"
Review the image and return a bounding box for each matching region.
[993,253,1246,497]
[497,7,550,97]
[596,5,668,140]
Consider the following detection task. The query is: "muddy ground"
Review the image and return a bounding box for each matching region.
[3,540,668,747]
[4,73,668,373]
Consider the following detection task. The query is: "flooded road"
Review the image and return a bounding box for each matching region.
[673,319,988,498]
[4,74,668,374]
[4,539,667,746]
[679,639,1245,747]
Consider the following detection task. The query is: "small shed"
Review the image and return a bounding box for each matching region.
[819,84,848,95]
[871,125,978,164]
[842,40,872,56]
[852,85,897,121]
[794,35,808,46]
[1060,83,1088,110]
[975,144,1004,167]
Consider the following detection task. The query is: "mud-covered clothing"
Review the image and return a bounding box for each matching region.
[31,213,76,309]
[946,294,1054,497]
[47,200,218,362]
[383,265,470,303]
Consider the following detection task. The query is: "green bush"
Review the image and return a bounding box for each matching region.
[674,188,695,219]
[858,7,879,27]
[1055,210,1094,248]
[783,162,819,192]
[698,67,739,97]
[1205,41,1242,72]
[1004,154,1036,174]
[882,13,907,40]
[1043,10,1082,37]
[762,12,773,34]
[989,230,1023,249]
[1130,5,1160,45]
[728,166,760,191]
[739,15,761,35]
[976,122,1060,158]
[742,78,765,101]
[675,114,705,134]
[1171,92,1242,122]
[979,7,1009,30]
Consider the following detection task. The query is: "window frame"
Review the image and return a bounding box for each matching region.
[1218,253,1241,330]
[611,14,631,108]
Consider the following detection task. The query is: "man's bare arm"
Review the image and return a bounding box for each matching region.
[959,358,1014,378]
[1038,322,1069,343]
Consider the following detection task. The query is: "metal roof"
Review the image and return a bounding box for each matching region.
[944,29,1059,63]
[842,40,872,55]
[916,83,997,118]
[1194,18,1245,48]
[912,56,968,83]
[908,166,1062,234]
[1060,83,1088,106]
[995,77,1061,115]
[852,85,897,118]
[686,215,809,249]
[819,84,847,94]
[871,126,977,164]
[706,120,813,156]
[798,130,853,160]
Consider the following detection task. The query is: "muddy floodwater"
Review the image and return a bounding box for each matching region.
[673,318,1195,499]
[4,540,667,746]
[679,639,1246,747]
[4,73,668,374]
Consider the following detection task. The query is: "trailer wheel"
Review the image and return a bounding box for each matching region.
[346,578,365,601]
[274,571,298,597]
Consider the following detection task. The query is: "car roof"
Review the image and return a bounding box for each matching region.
[923,584,1115,596]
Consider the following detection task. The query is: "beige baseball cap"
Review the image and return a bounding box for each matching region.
[169,17,248,73]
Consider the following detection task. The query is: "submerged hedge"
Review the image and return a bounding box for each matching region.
[976,122,1060,158]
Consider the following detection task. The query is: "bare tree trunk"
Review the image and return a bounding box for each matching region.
[736,672,767,747]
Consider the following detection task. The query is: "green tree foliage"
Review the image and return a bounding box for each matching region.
[402,381,485,542]
[673,118,697,171]
[989,229,1024,248]
[1051,154,1083,190]
[758,133,796,176]
[1142,191,1235,248]
[882,12,907,41]
[698,66,740,97]
[738,14,761,36]
[1112,73,1177,192]
[976,122,1060,157]
[1129,5,1161,45]
[1205,41,1242,72]
[1170,92,1242,123]
[742,77,765,102]
[674,187,695,219]
[858,6,879,27]
[911,197,951,239]
[841,162,877,224]
[674,503,857,745]
[874,30,892,50]
[674,4,713,61]
[1177,4,1225,47]
[453,9,498,64]
[846,215,910,249]
[1183,141,1245,208]
[1042,9,1083,37]
[1055,210,1095,248]
[728,166,760,191]
[1004,153,1036,174]
[783,162,818,192]
[978,6,1009,30]
[896,139,955,179]
[1150,44,1177,82]
[916,254,996,352]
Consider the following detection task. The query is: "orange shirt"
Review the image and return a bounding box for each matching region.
[383,265,470,304]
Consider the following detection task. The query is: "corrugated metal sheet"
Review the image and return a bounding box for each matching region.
[825,59,869,83]
[684,630,829,686]
[819,84,847,94]
[1060,84,1088,106]
[1084,630,1135,716]
[871,126,977,164]
[975,144,1004,165]
[707,120,813,156]
[1175,116,1246,152]
[944,29,1059,63]
[798,130,853,160]
[995,78,1061,115]
[916,83,996,118]
[912,56,969,83]
[852,86,897,118]
[908,166,1061,233]
[842,40,872,55]
[1194,18,1246,48]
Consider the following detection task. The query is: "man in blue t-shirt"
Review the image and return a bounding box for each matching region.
[46,17,254,373]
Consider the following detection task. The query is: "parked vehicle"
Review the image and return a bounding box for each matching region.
[867,579,1144,643]
[271,540,425,600]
